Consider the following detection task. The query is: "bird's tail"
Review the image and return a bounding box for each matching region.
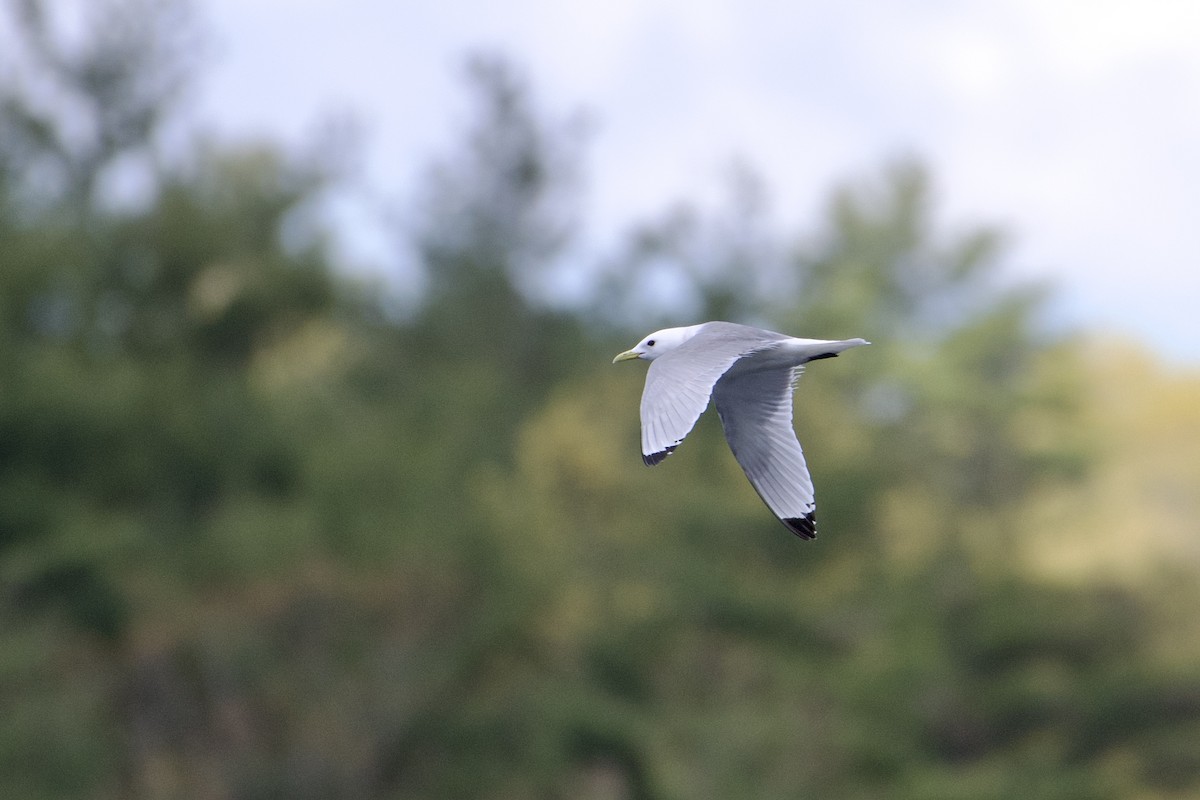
[792,337,870,363]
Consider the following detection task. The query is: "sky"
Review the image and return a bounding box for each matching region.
[187,2,1198,362]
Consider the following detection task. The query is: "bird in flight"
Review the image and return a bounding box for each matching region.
[613,321,869,539]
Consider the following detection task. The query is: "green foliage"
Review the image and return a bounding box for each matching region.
[1,6,1199,799]
[0,0,196,214]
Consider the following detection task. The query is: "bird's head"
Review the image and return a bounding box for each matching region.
[612,324,703,363]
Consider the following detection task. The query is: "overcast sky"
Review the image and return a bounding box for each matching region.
[190,1,1200,362]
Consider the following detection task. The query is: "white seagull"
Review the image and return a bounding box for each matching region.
[613,321,869,539]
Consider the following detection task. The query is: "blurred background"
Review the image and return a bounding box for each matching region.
[1,1,1199,798]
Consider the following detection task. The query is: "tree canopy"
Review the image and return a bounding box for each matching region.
[1,3,1198,799]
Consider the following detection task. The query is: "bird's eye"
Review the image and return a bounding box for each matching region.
[647,339,656,347]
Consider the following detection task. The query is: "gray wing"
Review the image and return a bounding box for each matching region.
[639,323,781,466]
[712,365,817,539]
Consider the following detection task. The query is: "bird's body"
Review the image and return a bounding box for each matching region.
[613,321,869,539]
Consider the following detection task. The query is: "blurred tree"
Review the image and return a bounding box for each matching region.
[593,160,784,329]
[391,54,591,511]
[1021,340,1200,582]
[773,161,1089,568]
[0,1,347,796]
[472,161,1200,800]
[1,4,1198,797]
[414,54,585,314]
[0,0,197,214]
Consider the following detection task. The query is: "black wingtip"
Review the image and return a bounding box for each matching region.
[643,445,677,466]
[782,512,817,540]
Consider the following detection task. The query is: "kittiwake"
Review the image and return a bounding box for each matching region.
[613,321,869,539]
